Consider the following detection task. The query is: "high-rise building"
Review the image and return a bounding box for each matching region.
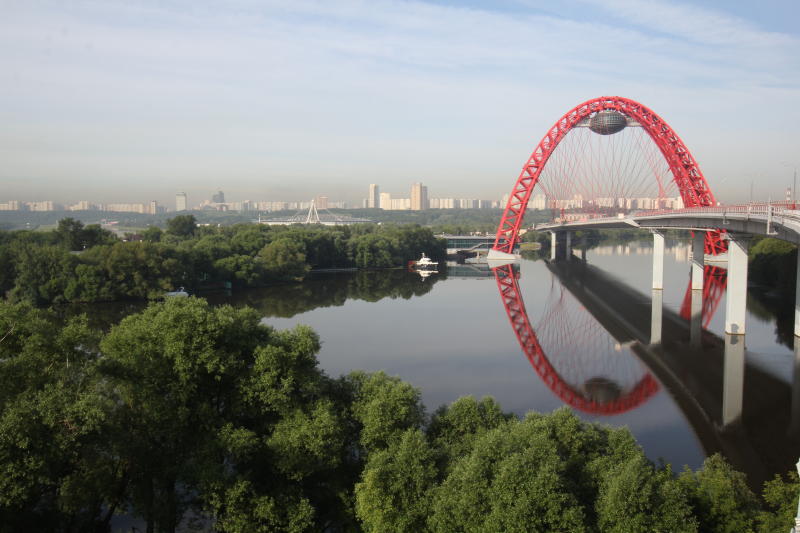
[368,184,380,208]
[105,203,146,214]
[315,195,329,210]
[528,194,546,210]
[149,200,158,215]
[212,190,225,204]
[26,201,56,212]
[391,198,411,210]
[379,192,391,209]
[411,182,428,210]
[176,192,187,211]
[68,200,96,211]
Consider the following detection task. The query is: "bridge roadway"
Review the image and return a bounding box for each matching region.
[533,204,800,245]
[520,203,800,342]
[545,258,799,489]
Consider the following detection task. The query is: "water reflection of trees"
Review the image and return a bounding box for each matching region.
[55,270,443,329]
[214,270,444,318]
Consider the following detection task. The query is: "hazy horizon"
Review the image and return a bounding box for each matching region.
[2,0,799,207]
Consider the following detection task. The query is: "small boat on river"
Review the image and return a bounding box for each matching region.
[411,253,439,280]
[414,253,438,271]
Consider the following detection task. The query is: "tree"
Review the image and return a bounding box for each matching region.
[677,454,760,533]
[0,303,117,532]
[428,395,511,468]
[347,371,425,453]
[99,298,273,531]
[757,470,800,533]
[355,429,437,533]
[428,413,589,533]
[55,218,85,251]
[350,234,394,268]
[596,456,696,533]
[142,226,163,243]
[10,244,76,304]
[80,224,117,248]
[165,214,197,238]
[259,238,309,281]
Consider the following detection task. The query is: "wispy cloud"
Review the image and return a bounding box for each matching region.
[0,0,797,203]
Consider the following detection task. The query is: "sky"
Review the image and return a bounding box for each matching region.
[1,0,798,207]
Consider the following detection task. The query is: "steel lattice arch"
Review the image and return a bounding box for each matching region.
[493,264,660,415]
[489,96,729,415]
[492,96,723,255]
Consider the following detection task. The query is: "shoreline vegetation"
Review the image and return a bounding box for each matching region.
[0,215,447,305]
[0,297,797,532]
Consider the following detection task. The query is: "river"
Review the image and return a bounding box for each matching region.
[68,239,799,487]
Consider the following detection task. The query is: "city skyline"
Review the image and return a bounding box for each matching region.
[1,1,799,205]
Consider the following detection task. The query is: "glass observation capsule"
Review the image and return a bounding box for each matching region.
[589,110,628,135]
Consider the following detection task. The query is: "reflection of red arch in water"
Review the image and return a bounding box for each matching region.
[679,265,728,328]
[493,264,659,415]
[492,96,725,256]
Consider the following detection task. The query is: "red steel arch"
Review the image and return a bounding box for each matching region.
[493,96,721,254]
[493,264,659,415]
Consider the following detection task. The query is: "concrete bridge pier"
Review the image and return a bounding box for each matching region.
[565,231,572,260]
[652,230,664,290]
[725,235,750,335]
[692,232,705,291]
[791,342,800,437]
[690,289,703,348]
[723,334,746,427]
[720,235,749,428]
[795,252,800,338]
[650,289,663,345]
[689,232,706,347]
[791,257,800,437]
[550,231,557,261]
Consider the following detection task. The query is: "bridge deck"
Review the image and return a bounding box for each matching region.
[533,204,800,245]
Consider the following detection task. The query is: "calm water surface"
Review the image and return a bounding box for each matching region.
[73,239,798,486]
[208,239,798,485]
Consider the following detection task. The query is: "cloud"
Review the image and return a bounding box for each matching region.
[0,0,798,203]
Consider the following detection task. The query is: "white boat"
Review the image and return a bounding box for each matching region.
[414,253,438,271]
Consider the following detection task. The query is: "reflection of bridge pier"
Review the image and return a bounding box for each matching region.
[792,343,800,438]
[515,260,799,489]
[549,230,576,262]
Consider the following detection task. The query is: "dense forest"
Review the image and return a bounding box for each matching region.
[0,297,797,532]
[0,216,446,305]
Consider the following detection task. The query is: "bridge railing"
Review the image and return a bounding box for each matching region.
[534,202,800,230]
[632,202,800,224]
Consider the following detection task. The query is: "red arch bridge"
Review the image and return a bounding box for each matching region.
[487,96,800,424]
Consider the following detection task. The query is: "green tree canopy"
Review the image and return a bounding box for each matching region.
[165,214,197,238]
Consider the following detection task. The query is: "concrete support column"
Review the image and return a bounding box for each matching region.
[550,231,557,261]
[650,289,663,345]
[692,232,705,291]
[725,236,749,335]
[690,289,703,348]
[565,231,572,260]
[652,231,664,290]
[791,340,800,438]
[794,250,800,337]
[722,334,745,427]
